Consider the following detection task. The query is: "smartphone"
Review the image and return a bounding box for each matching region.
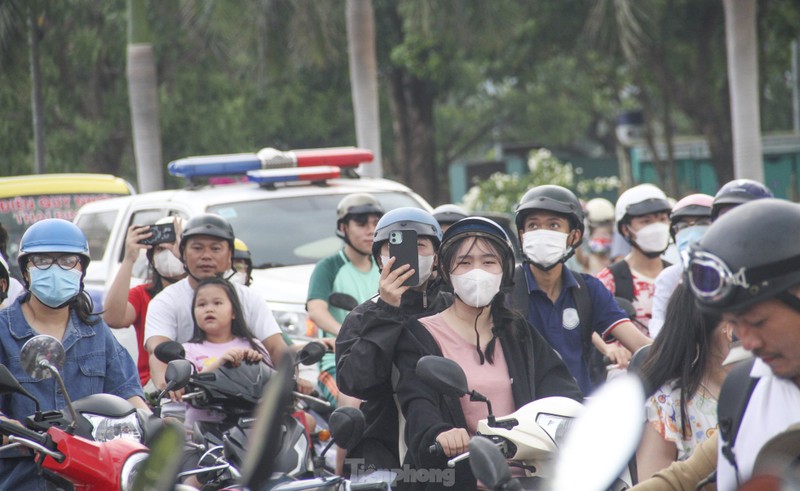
[138,222,176,246]
[389,229,419,286]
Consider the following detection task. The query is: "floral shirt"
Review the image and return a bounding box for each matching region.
[645,379,718,461]
[596,264,656,336]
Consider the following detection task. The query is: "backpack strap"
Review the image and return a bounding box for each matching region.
[608,260,634,301]
[570,271,594,358]
[511,264,529,315]
[717,357,759,481]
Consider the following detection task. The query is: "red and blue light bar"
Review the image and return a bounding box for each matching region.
[247,166,342,184]
[168,146,373,179]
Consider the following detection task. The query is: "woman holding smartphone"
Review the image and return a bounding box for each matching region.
[393,217,582,491]
[103,216,185,388]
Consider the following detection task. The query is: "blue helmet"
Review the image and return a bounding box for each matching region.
[711,179,773,221]
[437,216,515,287]
[372,207,442,262]
[17,219,91,272]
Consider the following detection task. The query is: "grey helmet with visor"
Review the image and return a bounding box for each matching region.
[372,207,442,265]
[687,199,800,313]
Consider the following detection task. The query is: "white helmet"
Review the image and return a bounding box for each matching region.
[585,198,615,226]
[614,184,671,234]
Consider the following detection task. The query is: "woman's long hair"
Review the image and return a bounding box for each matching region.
[188,277,267,358]
[640,283,722,437]
[438,234,524,364]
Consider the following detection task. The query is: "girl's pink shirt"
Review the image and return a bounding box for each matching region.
[418,313,516,436]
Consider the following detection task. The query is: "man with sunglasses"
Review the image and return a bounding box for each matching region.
[686,198,800,490]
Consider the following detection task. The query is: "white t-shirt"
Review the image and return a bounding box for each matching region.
[649,264,682,339]
[1,278,25,309]
[144,278,281,346]
[716,358,800,491]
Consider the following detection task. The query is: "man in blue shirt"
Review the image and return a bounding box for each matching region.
[511,185,651,393]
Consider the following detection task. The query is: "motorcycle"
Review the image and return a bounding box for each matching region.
[416,355,637,490]
[467,373,647,491]
[155,340,332,488]
[0,334,151,490]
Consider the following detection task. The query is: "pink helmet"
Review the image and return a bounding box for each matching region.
[670,194,713,225]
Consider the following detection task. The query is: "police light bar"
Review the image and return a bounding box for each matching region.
[168,146,373,178]
[247,166,342,185]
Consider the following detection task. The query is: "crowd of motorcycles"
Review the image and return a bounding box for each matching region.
[0,327,648,491]
[0,291,652,491]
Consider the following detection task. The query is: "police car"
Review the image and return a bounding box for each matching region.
[74,147,431,345]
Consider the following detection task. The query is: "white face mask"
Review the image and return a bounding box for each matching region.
[381,254,436,287]
[450,268,503,308]
[522,230,570,269]
[230,271,249,285]
[154,249,185,278]
[631,222,670,253]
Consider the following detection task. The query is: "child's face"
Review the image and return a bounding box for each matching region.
[194,284,234,336]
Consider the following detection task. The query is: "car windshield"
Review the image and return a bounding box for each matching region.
[207,191,425,268]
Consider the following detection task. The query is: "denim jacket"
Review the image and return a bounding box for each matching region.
[0,296,143,489]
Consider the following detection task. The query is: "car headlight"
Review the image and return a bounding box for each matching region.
[120,450,149,491]
[83,412,143,443]
[536,412,574,446]
[273,310,314,337]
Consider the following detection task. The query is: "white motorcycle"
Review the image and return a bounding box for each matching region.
[416,356,638,490]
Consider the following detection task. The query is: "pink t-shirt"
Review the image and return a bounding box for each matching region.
[181,337,270,428]
[418,313,516,436]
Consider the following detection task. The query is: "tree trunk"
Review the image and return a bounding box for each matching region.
[346,0,382,178]
[387,69,439,203]
[724,0,763,181]
[28,6,45,174]
[127,0,164,192]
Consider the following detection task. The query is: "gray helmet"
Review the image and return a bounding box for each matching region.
[179,214,235,257]
[372,208,443,263]
[432,204,468,225]
[687,199,800,313]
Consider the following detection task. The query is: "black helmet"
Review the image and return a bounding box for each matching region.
[686,199,800,313]
[437,217,515,287]
[711,179,773,221]
[515,185,585,245]
[179,214,235,256]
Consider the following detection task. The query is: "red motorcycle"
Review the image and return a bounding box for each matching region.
[0,335,150,490]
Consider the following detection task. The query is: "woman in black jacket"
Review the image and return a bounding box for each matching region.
[394,217,582,491]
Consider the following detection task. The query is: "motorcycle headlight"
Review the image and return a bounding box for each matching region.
[536,412,574,446]
[273,309,313,337]
[83,412,143,443]
[120,450,148,491]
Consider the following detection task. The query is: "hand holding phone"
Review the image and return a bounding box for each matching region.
[138,222,177,246]
[389,229,419,287]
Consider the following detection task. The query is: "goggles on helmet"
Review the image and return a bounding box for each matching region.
[687,248,800,306]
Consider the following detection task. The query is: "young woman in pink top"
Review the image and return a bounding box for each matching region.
[393,217,581,491]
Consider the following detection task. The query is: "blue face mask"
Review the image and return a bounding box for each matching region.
[676,225,710,268]
[29,267,82,308]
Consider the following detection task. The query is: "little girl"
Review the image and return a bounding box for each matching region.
[183,276,272,427]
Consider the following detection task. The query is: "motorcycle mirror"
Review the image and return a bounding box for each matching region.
[296,341,327,367]
[550,374,646,491]
[416,356,469,397]
[469,436,522,491]
[0,364,40,413]
[20,335,65,380]
[154,341,186,363]
[241,353,295,489]
[328,292,359,311]
[614,297,636,320]
[328,406,366,451]
[163,359,193,395]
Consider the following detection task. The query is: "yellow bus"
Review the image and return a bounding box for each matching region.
[0,173,134,277]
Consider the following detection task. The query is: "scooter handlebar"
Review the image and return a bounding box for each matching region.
[0,419,49,447]
[427,441,469,468]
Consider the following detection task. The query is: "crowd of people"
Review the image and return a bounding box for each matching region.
[0,177,798,490]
